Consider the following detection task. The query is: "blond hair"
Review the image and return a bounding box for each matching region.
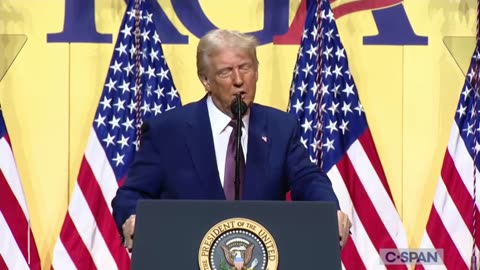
[196,29,259,77]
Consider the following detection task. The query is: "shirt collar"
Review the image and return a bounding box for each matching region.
[206,95,250,135]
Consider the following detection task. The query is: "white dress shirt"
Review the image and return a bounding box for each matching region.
[207,95,249,187]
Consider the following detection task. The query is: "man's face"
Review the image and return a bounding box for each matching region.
[200,47,258,117]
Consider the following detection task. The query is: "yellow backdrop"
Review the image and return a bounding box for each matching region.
[0,0,476,268]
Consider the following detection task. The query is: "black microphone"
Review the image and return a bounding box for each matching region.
[230,94,247,200]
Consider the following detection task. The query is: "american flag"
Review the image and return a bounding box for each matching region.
[287,0,409,268]
[0,106,41,269]
[51,0,181,268]
[417,41,480,269]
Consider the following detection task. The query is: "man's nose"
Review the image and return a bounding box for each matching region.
[232,68,243,87]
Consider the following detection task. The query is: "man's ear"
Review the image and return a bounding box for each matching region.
[198,73,210,91]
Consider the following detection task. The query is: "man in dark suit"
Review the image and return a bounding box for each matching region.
[112,29,351,250]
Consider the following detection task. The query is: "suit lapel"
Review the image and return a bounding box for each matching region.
[244,104,270,199]
[185,97,225,199]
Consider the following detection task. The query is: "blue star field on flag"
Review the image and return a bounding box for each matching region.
[288,0,367,171]
[455,46,480,168]
[93,0,181,181]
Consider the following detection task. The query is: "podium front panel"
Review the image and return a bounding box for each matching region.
[131,200,341,269]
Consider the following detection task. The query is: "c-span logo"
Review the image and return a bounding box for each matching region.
[198,218,279,270]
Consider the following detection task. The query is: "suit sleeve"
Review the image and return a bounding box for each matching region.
[286,120,340,207]
[111,121,164,233]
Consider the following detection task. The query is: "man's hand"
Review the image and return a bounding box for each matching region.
[337,211,351,249]
[122,214,136,251]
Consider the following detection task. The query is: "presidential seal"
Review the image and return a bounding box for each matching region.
[198,218,279,270]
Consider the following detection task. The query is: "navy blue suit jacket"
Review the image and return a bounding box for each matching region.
[112,97,339,230]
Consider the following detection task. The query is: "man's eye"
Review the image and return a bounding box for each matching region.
[240,65,251,71]
[218,70,232,77]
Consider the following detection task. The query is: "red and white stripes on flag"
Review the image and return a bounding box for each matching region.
[0,110,41,270]
[330,131,410,270]
[51,133,131,269]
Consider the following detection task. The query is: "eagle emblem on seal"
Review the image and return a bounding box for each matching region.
[221,238,259,270]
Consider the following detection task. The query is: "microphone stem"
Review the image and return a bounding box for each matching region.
[235,95,242,200]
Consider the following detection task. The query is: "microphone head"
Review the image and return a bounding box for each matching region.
[231,95,248,117]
